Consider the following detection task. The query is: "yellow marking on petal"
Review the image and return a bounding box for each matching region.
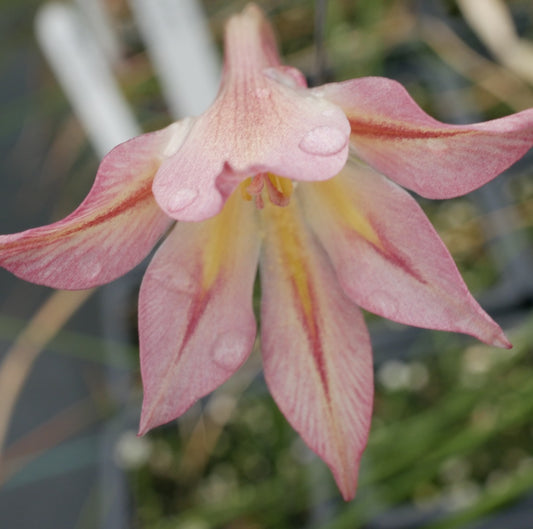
[312,177,383,249]
[263,201,315,336]
[240,177,253,201]
[201,191,246,291]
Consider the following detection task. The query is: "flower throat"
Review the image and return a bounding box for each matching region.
[240,173,293,209]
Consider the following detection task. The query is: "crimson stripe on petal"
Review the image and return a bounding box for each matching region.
[0,127,179,289]
[138,195,259,434]
[260,200,373,500]
[314,77,533,198]
[300,164,510,348]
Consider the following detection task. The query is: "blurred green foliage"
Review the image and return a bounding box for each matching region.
[124,315,533,529]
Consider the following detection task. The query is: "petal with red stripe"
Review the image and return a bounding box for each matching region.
[259,199,373,500]
[0,124,186,289]
[299,163,510,348]
[138,194,260,434]
[313,77,533,198]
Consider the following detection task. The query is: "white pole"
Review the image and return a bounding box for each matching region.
[35,3,141,158]
[128,0,221,118]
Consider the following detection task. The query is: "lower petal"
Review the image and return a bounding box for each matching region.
[138,193,260,434]
[259,200,373,500]
[299,162,510,348]
[0,125,183,289]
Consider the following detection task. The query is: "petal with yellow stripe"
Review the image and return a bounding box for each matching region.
[138,194,260,434]
[259,199,373,500]
[299,162,510,348]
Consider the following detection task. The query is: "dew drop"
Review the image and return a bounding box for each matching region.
[299,126,347,156]
[370,290,400,319]
[158,272,195,295]
[172,275,195,294]
[162,118,193,157]
[321,108,336,118]
[426,139,449,153]
[255,87,271,99]
[212,330,251,371]
[168,188,198,212]
[84,259,103,280]
[263,67,302,88]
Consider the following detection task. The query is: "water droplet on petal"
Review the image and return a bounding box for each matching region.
[168,188,198,213]
[162,118,194,157]
[370,290,400,319]
[84,259,103,280]
[299,126,347,156]
[164,273,195,295]
[212,330,251,371]
[426,139,449,153]
[263,67,303,88]
[255,87,271,99]
[321,108,336,118]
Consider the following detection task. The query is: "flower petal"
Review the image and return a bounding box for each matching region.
[0,124,185,289]
[152,5,349,222]
[314,77,533,198]
[138,193,259,434]
[259,200,373,500]
[299,162,510,348]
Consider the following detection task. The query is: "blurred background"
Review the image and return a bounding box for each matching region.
[0,0,533,528]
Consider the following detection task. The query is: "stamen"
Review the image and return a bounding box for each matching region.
[265,175,290,207]
[248,173,265,194]
[265,174,292,207]
[268,174,293,204]
[238,173,293,208]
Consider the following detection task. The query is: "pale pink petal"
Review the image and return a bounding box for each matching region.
[299,162,510,348]
[152,5,349,222]
[0,124,186,289]
[313,77,533,198]
[138,194,259,434]
[259,200,373,500]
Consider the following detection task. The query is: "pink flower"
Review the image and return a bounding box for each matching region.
[1,4,532,500]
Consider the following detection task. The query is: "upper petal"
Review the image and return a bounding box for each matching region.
[299,161,510,348]
[138,192,260,434]
[0,124,183,289]
[313,77,533,198]
[152,5,350,223]
[259,199,373,500]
